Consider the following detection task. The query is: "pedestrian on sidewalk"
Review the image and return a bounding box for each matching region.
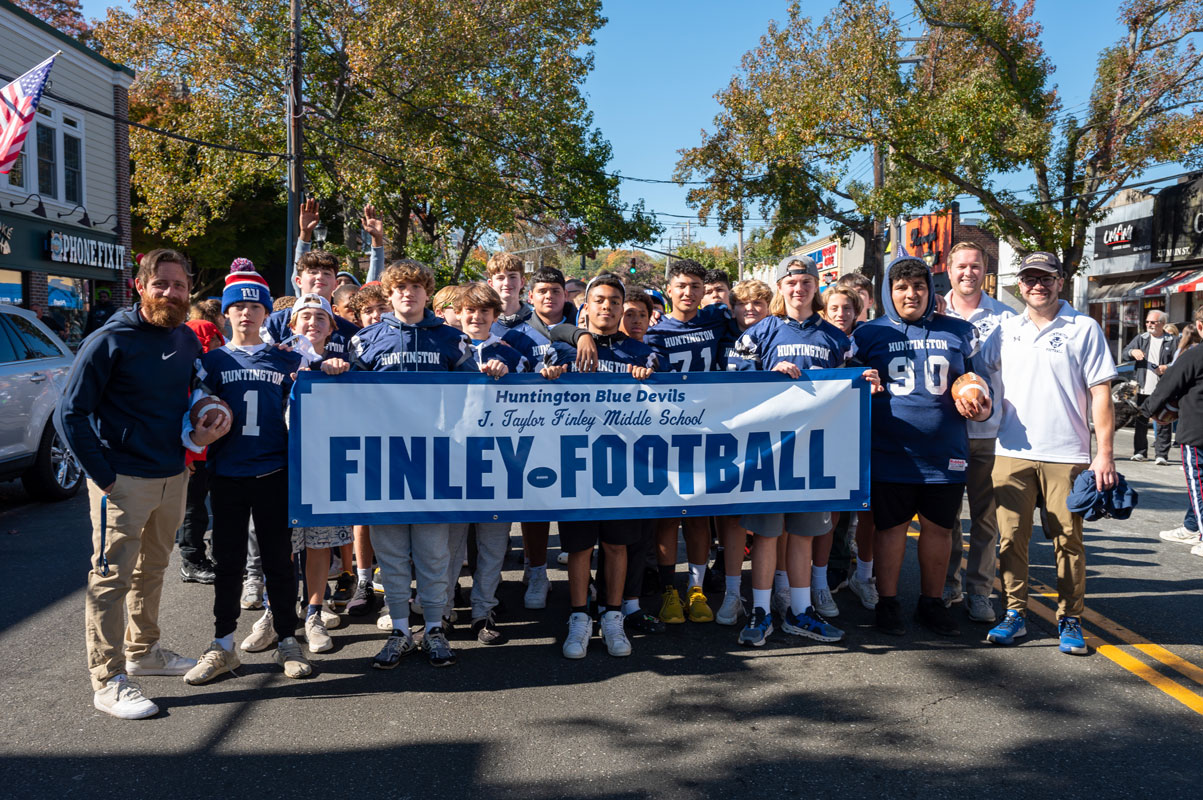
[1123,309,1177,465]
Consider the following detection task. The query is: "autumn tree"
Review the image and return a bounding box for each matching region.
[676,0,1203,278]
[12,0,91,42]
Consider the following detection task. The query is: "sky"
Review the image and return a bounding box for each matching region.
[78,1,1161,249]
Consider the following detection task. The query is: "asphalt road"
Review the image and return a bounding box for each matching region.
[0,428,1200,799]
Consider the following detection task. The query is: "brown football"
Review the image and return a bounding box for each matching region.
[189,396,233,429]
[952,372,989,401]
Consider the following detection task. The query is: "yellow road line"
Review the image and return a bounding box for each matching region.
[1133,644,1203,687]
[1094,645,1203,715]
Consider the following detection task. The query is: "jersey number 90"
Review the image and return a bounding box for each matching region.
[887,354,949,396]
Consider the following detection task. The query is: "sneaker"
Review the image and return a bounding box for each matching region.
[848,573,879,610]
[915,596,960,636]
[275,637,313,678]
[371,630,416,669]
[812,586,839,618]
[966,594,996,623]
[472,612,507,645]
[345,579,377,616]
[377,613,394,632]
[179,559,216,584]
[241,610,277,652]
[1159,526,1200,543]
[562,612,592,659]
[1192,542,1203,558]
[183,641,240,685]
[126,642,198,677]
[986,609,1027,645]
[599,610,632,657]
[715,591,745,626]
[686,586,714,623]
[1156,456,1170,466]
[770,587,790,621]
[828,566,849,592]
[941,584,964,607]
[422,626,456,667]
[624,610,666,635]
[524,571,550,609]
[93,675,158,720]
[1131,453,1148,462]
[782,606,844,642]
[371,567,385,594]
[330,572,355,608]
[319,604,341,630]
[240,577,264,610]
[304,614,334,653]
[1058,616,1088,655]
[659,587,686,624]
[738,607,774,647]
[874,596,905,636]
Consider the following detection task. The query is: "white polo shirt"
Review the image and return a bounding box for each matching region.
[981,300,1117,464]
[943,290,1015,440]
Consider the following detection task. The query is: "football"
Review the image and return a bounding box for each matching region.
[952,372,990,401]
[189,395,233,429]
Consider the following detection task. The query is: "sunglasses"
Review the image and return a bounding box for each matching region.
[1018,274,1058,288]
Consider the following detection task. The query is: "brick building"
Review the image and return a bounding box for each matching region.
[0,0,133,349]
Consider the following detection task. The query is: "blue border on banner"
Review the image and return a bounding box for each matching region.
[288,370,872,526]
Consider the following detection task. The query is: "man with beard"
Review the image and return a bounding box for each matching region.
[58,249,231,719]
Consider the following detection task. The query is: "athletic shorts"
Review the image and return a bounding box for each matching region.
[740,511,831,538]
[870,481,965,531]
[291,524,353,554]
[559,519,647,554]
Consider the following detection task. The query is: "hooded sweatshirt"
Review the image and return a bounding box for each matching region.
[56,304,202,488]
[851,257,985,484]
[351,309,478,372]
[492,301,586,365]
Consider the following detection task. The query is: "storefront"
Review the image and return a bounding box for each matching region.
[1085,195,1160,357]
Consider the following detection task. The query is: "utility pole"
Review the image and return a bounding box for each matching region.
[737,221,745,281]
[285,0,304,281]
[871,146,885,313]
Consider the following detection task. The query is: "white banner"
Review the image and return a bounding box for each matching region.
[289,370,871,526]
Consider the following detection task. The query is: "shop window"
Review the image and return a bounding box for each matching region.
[0,270,21,305]
[36,123,56,199]
[46,275,86,348]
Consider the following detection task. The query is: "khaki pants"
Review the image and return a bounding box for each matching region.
[992,456,1087,619]
[947,438,1000,596]
[85,472,189,690]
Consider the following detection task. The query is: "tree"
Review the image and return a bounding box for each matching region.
[13,0,92,42]
[675,0,1203,278]
[95,0,660,284]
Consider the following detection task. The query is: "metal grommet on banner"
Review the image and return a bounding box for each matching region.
[292,519,298,525]
[493,515,499,520]
[681,509,688,515]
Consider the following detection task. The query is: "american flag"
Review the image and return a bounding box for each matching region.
[0,53,58,175]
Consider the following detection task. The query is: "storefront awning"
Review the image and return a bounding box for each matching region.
[1168,268,1203,294]
[1088,280,1142,302]
[1126,270,1196,298]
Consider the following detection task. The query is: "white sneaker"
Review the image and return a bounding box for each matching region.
[94,675,158,720]
[1156,456,1170,466]
[770,587,790,620]
[183,641,240,685]
[126,642,197,677]
[848,573,879,610]
[715,591,744,626]
[304,614,334,653]
[377,613,394,631]
[1192,542,1203,558]
[241,610,277,652]
[320,604,342,630]
[525,571,550,609]
[240,577,264,610]
[599,610,632,657]
[812,586,839,618]
[1160,526,1200,543]
[1131,453,1148,462]
[562,612,591,659]
[275,637,313,678]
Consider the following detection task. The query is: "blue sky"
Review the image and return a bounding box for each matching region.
[80,1,1149,247]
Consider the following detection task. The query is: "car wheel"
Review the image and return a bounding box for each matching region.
[22,424,84,501]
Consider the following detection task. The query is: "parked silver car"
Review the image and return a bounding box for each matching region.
[0,305,84,500]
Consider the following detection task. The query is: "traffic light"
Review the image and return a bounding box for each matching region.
[628,257,638,276]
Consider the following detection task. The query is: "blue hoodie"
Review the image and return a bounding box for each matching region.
[350,309,478,372]
[851,257,984,484]
[56,305,202,488]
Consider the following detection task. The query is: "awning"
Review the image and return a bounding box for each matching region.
[1088,280,1142,303]
[1168,268,1203,294]
[1126,270,1196,298]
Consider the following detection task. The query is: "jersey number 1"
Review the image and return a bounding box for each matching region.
[242,389,260,437]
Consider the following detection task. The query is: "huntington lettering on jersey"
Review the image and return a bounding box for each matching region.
[219,368,287,385]
[663,330,716,348]
[380,351,442,366]
[887,339,950,353]
[775,343,831,359]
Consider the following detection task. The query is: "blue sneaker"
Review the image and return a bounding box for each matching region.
[782,606,844,642]
[738,607,773,647]
[1058,616,1088,655]
[986,609,1027,645]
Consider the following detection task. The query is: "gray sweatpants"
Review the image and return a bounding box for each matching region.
[371,523,451,626]
[441,522,513,621]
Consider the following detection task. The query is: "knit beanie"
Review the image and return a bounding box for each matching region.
[221,257,272,313]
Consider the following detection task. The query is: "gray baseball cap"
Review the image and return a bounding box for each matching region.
[1018,251,1062,275]
[775,255,819,282]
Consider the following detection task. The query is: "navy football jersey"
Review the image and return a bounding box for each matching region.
[473,335,529,373]
[644,303,738,372]
[547,332,659,373]
[851,266,983,484]
[731,314,851,372]
[199,344,302,477]
[351,310,478,372]
[262,306,358,360]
